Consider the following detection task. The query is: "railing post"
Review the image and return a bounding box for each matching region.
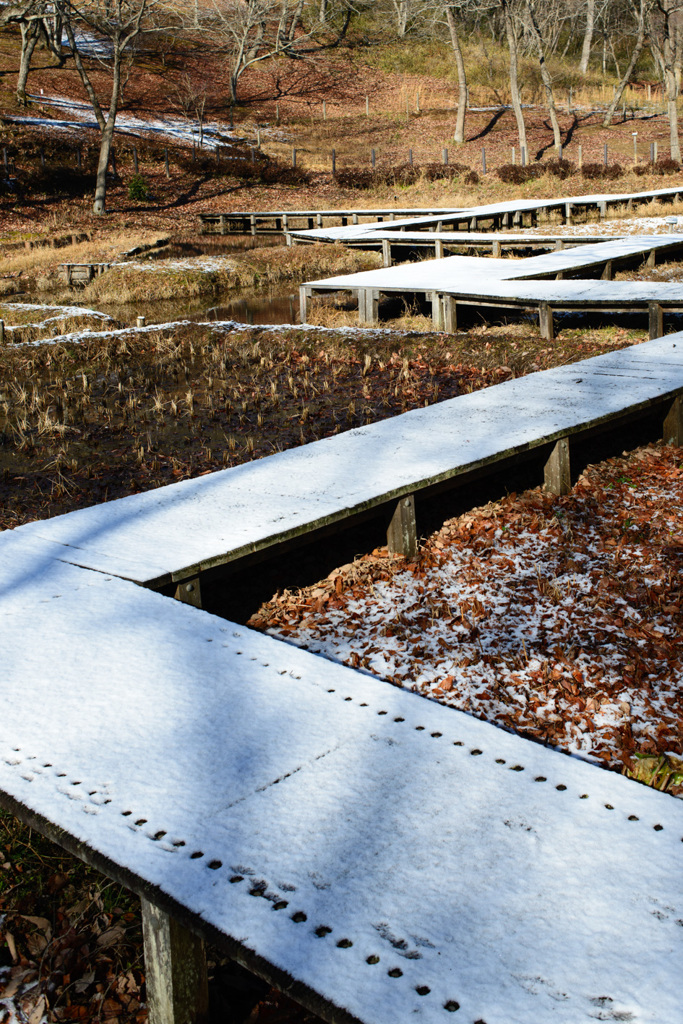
[544,438,571,495]
[382,239,392,267]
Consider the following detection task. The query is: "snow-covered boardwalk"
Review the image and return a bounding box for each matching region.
[300,235,683,337]
[14,333,683,598]
[200,185,683,238]
[1,528,682,1024]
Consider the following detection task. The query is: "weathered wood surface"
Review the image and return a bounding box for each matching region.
[0,538,681,1024]
[14,334,683,590]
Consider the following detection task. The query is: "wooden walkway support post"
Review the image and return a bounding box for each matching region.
[0,319,4,346]
[382,239,392,267]
[648,302,663,339]
[442,296,457,333]
[358,289,379,324]
[387,495,417,557]
[299,286,311,323]
[663,394,682,445]
[544,437,571,495]
[430,291,443,330]
[174,577,202,608]
[538,303,555,341]
[141,898,208,1024]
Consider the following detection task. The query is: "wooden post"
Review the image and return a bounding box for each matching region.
[442,295,457,333]
[646,249,656,268]
[136,316,146,328]
[387,495,417,558]
[598,200,607,219]
[382,239,392,267]
[299,285,311,322]
[469,216,478,230]
[332,149,336,174]
[430,292,443,330]
[0,319,4,346]
[292,148,297,167]
[371,148,376,168]
[578,144,582,169]
[322,100,326,120]
[538,302,555,340]
[174,577,202,609]
[408,148,413,166]
[481,146,486,174]
[648,302,663,339]
[492,240,501,257]
[663,394,682,445]
[511,146,516,165]
[358,289,379,324]
[366,95,369,116]
[140,898,208,1024]
[164,148,170,178]
[544,437,571,495]
[442,147,448,165]
[564,202,573,225]
[276,103,280,124]
[434,238,444,259]
[604,142,608,166]
[601,260,613,280]
[521,146,526,166]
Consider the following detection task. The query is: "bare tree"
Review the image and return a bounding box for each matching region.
[1,0,64,104]
[579,0,595,72]
[602,0,646,125]
[647,0,683,161]
[500,0,527,154]
[443,3,468,142]
[524,0,561,151]
[58,0,177,213]
[209,0,354,104]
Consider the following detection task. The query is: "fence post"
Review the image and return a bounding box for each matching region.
[331,149,336,174]
[164,148,170,177]
[558,144,562,161]
[481,146,486,174]
[632,132,638,163]
[578,144,582,169]
[322,100,326,120]
[415,88,420,113]
[511,146,515,165]
[257,128,261,147]
[604,142,608,165]
[292,147,297,167]
[366,95,369,116]
[654,140,658,162]
[276,103,280,125]
[408,148,413,166]
[371,148,376,168]
[521,146,526,166]
[0,320,4,346]
[442,147,448,165]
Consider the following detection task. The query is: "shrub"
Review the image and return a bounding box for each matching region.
[633,156,681,176]
[464,170,480,185]
[128,173,150,201]
[544,158,575,180]
[496,163,544,184]
[334,168,376,189]
[581,162,623,180]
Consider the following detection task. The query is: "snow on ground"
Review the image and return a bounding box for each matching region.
[258,446,683,782]
[11,93,263,149]
[522,213,683,237]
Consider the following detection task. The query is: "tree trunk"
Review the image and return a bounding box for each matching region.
[579,0,595,74]
[666,72,681,161]
[502,0,527,155]
[17,21,39,105]
[602,0,645,127]
[525,0,561,151]
[445,6,467,143]
[93,44,122,214]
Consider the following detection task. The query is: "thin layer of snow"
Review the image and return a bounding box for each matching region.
[12,333,683,586]
[0,533,681,1024]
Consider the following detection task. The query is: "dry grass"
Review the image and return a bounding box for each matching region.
[75,244,381,305]
[0,232,162,279]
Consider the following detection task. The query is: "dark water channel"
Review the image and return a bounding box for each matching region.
[99,284,301,330]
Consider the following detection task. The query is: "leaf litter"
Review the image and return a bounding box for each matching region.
[252,444,683,795]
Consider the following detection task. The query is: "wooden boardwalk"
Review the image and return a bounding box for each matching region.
[300,235,683,339]
[198,186,683,238]
[1,331,683,1024]
[17,333,683,599]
